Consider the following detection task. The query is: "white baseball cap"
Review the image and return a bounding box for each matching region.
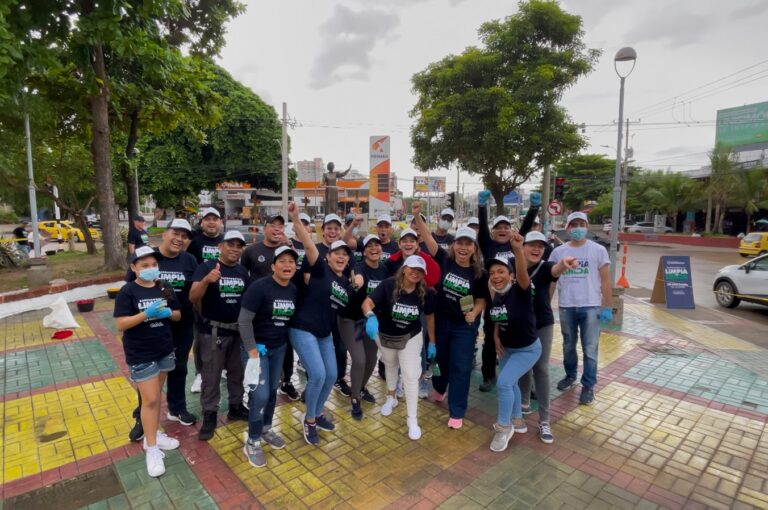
[403,255,427,274]
[524,231,548,244]
[323,214,342,226]
[466,217,479,227]
[273,245,299,262]
[362,234,381,248]
[329,240,352,254]
[131,245,157,263]
[299,213,311,224]
[454,226,477,242]
[485,255,511,271]
[566,212,589,226]
[223,230,246,244]
[399,228,418,240]
[440,208,455,219]
[167,218,192,233]
[201,207,221,218]
[491,216,512,228]
[376,214,392,225]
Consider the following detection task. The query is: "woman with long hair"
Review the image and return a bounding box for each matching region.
[362,256,436,440]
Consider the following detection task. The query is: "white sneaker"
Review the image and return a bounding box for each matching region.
[190,373,202,393]
[222,370,227,379]
[407,417,422,440]
[143,432,180,451]
[381,395,398,416]
[513,421,528,434]
[146,447,166,477]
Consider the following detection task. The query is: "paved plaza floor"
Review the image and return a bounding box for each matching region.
[1,296,767,509]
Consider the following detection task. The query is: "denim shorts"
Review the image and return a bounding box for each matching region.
[129,352,176,383]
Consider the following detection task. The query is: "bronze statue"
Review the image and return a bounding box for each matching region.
[321,162,351,213]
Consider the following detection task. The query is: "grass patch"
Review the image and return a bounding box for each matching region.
[0,250,115,293]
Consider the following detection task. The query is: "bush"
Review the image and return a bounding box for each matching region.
[0,210,18,224]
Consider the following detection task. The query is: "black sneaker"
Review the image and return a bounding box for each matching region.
[279,382,300,401]
[300,390,306,403]
[315,414,335,431]
[167,409,198,426]
[198,411,217,441]
[333,379,351,397]
[378,361,386,380]
[479,378,495,392]
[227,403,249,421]
[351,398,363,421]
[360,387,375,404]
[128,418,144,442]
[303,420,318,445]
[557,375,577,391]
[579,386,594,405]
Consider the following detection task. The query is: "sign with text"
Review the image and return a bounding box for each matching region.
[650,256,695,309]
[369,136,390,218]
[413,176,446,195]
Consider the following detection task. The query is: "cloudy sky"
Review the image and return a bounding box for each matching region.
[217,0,768,197]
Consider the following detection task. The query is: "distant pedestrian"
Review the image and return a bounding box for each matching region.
[13,221,29,256]
[128,215,150,254]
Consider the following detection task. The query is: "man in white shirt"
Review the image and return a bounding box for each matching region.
[549,212,613,405]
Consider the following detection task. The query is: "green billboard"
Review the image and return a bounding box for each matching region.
[716,101,768,150]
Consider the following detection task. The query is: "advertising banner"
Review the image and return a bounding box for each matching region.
[369,136,390,217]
[413,176,446,195]
[716,101,768,151]
[650,256,695,309]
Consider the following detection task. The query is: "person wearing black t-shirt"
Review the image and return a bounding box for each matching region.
[190,230,251,441]
[484,235,539,452]
[125,220,199,443]
[363,256,436,441]
[374,214,400,261]
[13,221,29,256]
[287,203,355,446]
[432,207,456,250]
[516,231,577,444]
[338,234,389,420]
[114,245,181,477]
[238,246,299,468]
[127,215,150,254]
[413,203,487,430]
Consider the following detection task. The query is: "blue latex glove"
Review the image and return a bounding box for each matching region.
[256,343,267,356]
[365,315,379,340]
[529,191,541,207]
[478,190,491,207]
[144,299,167,320]
[427,343,436,359]
[599,307,613,323]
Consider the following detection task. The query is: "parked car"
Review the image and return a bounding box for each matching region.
[712,254,768,308]
[552,229,615,251]
[38,220,101,242]
[625,222,673,233]
[738,232,768,257]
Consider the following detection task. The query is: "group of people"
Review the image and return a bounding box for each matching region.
[113,193,614,478]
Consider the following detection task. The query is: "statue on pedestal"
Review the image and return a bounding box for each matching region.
[321,162,351,214]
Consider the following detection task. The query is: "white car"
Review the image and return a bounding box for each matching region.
[712,254,768,308]
[626,221,673,233]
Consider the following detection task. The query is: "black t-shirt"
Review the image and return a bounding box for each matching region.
[433,248,488,320]
[432,232,455,251]
[240,276,297,349]
[128,228,149,248]
[484,240,514,261]
[529,261,558,328]
[241,242,281,279]
[192,260,250,333]
[292,259,350,338]
[489,284,537,349]
[125,251,198,325]
[370,277,435,337]
[186,233,222,264]
[291,239,306,267]
[13,226,27,245]
[113,281,179,364]
[380,240,399,261]
[340,261,389,320]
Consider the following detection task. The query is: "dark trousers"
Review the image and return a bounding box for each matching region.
[432,317,477,419]
[199,332,245,413]
[481,314,497,381]
[332,320,347,382]
[282,343,294,384]
[338,317,378,399]
[241,343,286,440]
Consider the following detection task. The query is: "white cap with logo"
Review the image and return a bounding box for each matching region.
[329,240,352,253]
[376,214,392,225]
[323,214,342,226]
[201,207,221,218]
[466,217,480,227]
[298,213,311,224]
[362,234,381,247]
[167,218,192,232]
[524,231,548,244]
[491,216,512,228]
[399,228,418,240]
[403,255,427,274]
[131,245,157,263]
[440,208,455,218]
[454,226,477,242]
[273,245,299,261]
[566,212,589,226]
[223,230,246,243]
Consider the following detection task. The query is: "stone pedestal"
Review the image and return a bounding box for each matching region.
[27,257,52,287]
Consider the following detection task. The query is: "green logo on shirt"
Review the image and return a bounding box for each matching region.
[391,302,419,323]
[443,273,470,296]
[273,299,295,319]
[489,305,508,323]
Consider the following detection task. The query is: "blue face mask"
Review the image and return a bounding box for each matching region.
[138,267,160,282]
[569,227,588,241]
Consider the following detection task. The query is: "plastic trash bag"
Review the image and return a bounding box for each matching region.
[42,297,81,329]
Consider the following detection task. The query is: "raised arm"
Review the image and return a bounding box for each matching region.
[519,192,541,237]
[478,190,492,256]
[412,202,438,257]
[551,255,579,278]
[511,233,530,289]
[288,202,318,266]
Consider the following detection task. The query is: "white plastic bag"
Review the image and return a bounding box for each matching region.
[42,297,81,329]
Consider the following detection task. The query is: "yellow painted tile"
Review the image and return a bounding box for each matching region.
[550,330,640,368]
[2,316,95,352]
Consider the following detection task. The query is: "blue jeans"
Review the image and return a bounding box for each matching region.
[240,343,286,441]
[559,306,601,388]
[497,339,541,426]
[432,317,477,419]
[289,328,337,419]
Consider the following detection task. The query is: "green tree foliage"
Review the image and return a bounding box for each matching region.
[707,144,738,234]
[410,0,599,214]
[731,169,768,232]
[643,172,697,232]
[553,154,615,210]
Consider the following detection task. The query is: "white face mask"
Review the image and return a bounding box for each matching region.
[495,281,513,295]
[439,220,452,230]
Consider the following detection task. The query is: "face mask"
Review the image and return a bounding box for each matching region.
[495,281,513,295]
[139,268,160,282]
[439,220,452,230]
[569,227,588,241]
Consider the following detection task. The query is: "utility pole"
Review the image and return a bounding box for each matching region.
[619,118,631,231]
[281,102,288,220]
[24,111,41,258]
[426,167,431,222]
[455,164,460,218]
[541,165,551,231]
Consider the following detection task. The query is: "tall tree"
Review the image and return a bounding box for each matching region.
[707,144,737,234]
[410,0,599,214]
[643,172,696,232]
[553,154,616,210]
[732,169,768,232]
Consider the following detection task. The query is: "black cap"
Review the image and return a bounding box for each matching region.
[266,214,285,224]
[133,215,146,222]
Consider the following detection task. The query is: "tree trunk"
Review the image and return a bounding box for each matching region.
[89,43,124,269]
[123,110,140,221]
[746,213,752,233]
[73,213,97,255]
[491,186,505,217]
[705,193,712,233]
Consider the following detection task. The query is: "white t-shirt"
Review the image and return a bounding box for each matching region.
[549,240,610,308]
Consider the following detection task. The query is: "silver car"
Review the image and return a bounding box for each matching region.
[625,222,673,233]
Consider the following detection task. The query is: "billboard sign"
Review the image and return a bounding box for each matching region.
[716,101,768,151]
[369,136,390,217]
[413,176,446,195]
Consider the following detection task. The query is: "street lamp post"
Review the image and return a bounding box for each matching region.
[609,47,636,285]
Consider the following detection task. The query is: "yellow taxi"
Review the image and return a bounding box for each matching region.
[739,231,768,257]
[38,220,101,242]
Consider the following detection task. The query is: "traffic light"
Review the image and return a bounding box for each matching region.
[445,192,456,210]
[554,177,566,200]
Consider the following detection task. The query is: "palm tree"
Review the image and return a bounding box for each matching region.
[732,169,768,232]
[707,144,737,234]
[644,172,696,232]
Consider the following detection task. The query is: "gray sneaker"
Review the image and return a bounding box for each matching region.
[243,440,266,468]
[489,423,514,452]
[261,429,286,449]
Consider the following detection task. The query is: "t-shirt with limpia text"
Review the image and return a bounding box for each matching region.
[369,277,435,337]
[433,248,488,320]
[549,239,609,308]
[239,276,298,350]
[291,259,351,338]
[192,259,250,333]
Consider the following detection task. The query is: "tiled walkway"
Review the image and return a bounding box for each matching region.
[1,296,767,509]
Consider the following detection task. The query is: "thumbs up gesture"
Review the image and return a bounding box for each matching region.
[205,262,222,284]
